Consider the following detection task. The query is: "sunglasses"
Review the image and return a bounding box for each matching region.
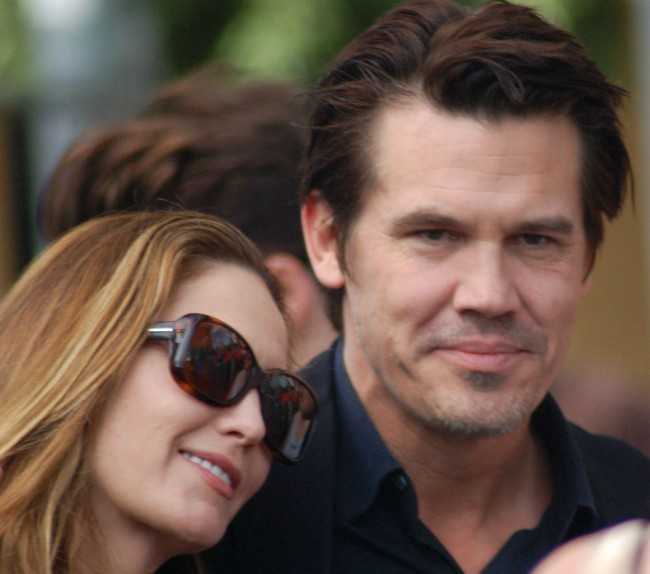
[147,313,317,464]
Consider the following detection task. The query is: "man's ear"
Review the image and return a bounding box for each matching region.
[580,272,593,297]
[301,191,345,290]
[581,250,595,297]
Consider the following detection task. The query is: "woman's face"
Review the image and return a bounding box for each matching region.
[88,262,286,557]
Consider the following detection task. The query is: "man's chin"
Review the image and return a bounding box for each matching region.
[407,392,536,439]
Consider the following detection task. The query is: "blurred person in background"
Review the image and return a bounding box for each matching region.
[533,519,650,574]
[0,210,317,573]
[552,369,650,457]
[209,1,650,573]
[39,66,337,368]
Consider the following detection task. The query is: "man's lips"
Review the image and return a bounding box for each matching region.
[434,340,530,372]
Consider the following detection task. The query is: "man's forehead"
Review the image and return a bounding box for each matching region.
[355,100,585,237]
[371,98,579,159]
[370,102,576,179]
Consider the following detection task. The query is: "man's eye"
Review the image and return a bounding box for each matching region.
[519,233,555,247]
[415,229,458,242]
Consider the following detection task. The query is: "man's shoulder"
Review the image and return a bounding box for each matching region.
[569,422,650,472]
[568,422,650,519]
[299,344,338,395]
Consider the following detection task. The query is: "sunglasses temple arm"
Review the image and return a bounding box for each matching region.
[146,323,176,341]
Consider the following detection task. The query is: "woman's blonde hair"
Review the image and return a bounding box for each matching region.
[0,210,280,574]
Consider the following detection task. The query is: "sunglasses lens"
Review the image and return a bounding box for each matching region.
[260,373,317,463]
[174,319,252,404]
[165,314,318,463]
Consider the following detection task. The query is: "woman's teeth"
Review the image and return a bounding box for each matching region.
[181,452,232,486]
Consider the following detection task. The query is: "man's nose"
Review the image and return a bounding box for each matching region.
[213,389,267,446]
[452,245,520,318]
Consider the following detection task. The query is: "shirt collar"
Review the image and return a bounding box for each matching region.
[333,339,401,523]
[532,394,597,517]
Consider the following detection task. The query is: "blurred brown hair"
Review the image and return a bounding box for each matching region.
[40,66,309,265]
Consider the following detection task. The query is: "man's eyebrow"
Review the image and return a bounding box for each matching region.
[514,217,575,235]
[390,211,577,236]
[390,210,465,233]
[391,209,575,236]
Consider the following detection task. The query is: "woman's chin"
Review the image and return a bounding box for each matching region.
[160,516,228,557]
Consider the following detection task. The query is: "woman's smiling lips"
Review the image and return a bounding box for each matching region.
[180,449,242,499]
[434,340,530,372]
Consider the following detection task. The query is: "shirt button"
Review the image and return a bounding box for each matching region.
[394,473,408,491]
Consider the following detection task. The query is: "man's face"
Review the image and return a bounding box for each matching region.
[309,100,591,437]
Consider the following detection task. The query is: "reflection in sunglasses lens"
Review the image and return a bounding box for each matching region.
[187,322,251,403]
[164,315,315,462]
[261,375,315,461]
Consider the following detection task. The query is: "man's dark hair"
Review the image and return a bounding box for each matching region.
[39,70,309,265]
[303,0,632,329]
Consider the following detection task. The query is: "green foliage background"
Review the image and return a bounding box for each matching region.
[0,1,29,96]
[152,0,630,88]
[0,1,631,93]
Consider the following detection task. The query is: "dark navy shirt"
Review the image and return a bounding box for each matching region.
[332,341,598,574]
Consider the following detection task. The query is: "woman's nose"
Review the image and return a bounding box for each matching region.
[214,389,267,446]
